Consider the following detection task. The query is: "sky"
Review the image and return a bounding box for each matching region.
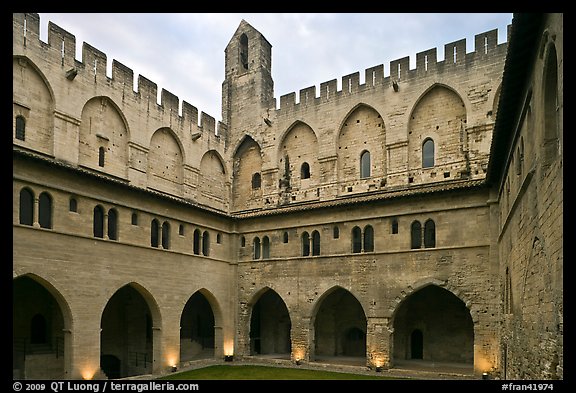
[37,13,513,123]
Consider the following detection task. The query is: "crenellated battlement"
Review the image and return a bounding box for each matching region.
[13,13,222,136]
[275,27,509,116]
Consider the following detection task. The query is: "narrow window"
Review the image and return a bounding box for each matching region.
[360,151,371,179]
[252,173,261,189]
[94,206,105,238]
[202,231,210,256]
[69,197,78,212]
[253,237,261,259]
[241,236,246,248]
[364,225,374,252]
[302,232,310,256]
[543,44,559,166]
[422,138,435,168]
[391,218,399,234]
[411,221,422,249]
[240,34,249,70]
[301,162,310,179]
[179,224,185,236]
[312,230,320,256]
[15,115,26,140]
[162,221,170,249]
[98,146,105,167]
[193,229,201,255]
[283,231,289,243]
[38,192,52,229]
[352,226,362,253]
[333,226,340,239]
[150,219,159,247]
[108,209,118,240]
[424,219,435,248]
[217,233,222,244]
[262,236,270,259]
[19,188,34,226]
[131,212,138,225]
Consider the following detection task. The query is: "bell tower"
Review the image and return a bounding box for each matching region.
[222,20,274,140]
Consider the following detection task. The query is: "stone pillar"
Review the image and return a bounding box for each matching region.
[366,317,391,369]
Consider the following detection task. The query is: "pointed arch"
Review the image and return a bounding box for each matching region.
[336,104,385,183]
[232,135,263,210]
[148,127,185,196]
[408,84,467,172]
[13,56,55,156]
[247,287,292,357]
[390,283,474,366]
[311,286,367,362]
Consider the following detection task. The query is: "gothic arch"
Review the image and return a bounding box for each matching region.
[336,104,386,182]
[232,135,263,210]
[278,121,319,189]
[100,282,162,378]
[407,84,467,171]
[13,56,55,156]
[310,286,368,361]
[179,288,223,362]
[12,273,73,379]
[390,282,474,365]
[79,96,130,179]
[247,287,292,356]
[148,127,185,195]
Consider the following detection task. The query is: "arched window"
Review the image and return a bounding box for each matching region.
[151,219,160,247]
[364,225,374,252]
[391,218,399,234]
[240,236,246,248]
[93,206,105,238]
[312,230,320,256]
[19,188,34,226]
[253,237,261,260]
[410,221,422,249]
[283,231,289,243]
[202,231,210,256]
[98,146,105,167]
[252,173,261,189]
[352,226,362,253]
[424,219,436,248]
[262,236,270,259]
[333,226,340,239]
[360,151,371,179]
[302,232,310,257]
[69,197,78,212]
[240,33,249,70]
[15,115,26,140]
[193,229,201,254]
[301,162,311,179]
[131,212,138,225]
[162,221,170,249]
[422,138,435,168]
[38,192,52,229]
[108,208,118,240]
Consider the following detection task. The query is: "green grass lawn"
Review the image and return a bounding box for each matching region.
[159,364,403,380]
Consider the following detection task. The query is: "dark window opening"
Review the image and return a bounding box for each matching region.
[38,192,52,229]
[19,188,34,226]
[15,115,26,140]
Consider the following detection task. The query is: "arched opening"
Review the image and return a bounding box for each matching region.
[249,289,291,359]
[180,292,215,362]
[392,285,474,370]
[100,285,156,379]
[313,287,367,365]
[13,275,68,380]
